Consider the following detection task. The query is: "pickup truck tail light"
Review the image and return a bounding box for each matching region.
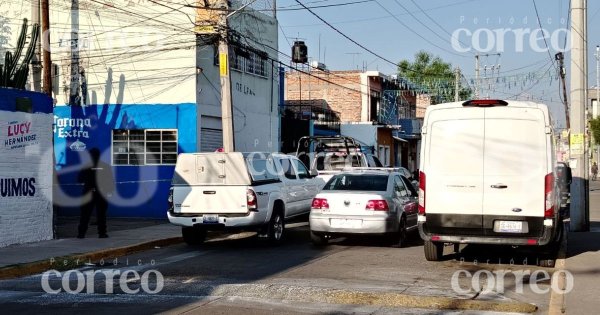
[545,173,554,218]
[168,187,174,211]
[311,198,329,210]
[418,171,426,215]
[247,189,258,211]
[365,199,389,211]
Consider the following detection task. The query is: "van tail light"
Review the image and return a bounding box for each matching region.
[247,189,258,211]
[418,171,426,215]
[312,198,329,210]
[544,173,554,218]
[366,200,389,211]
[462,99,508,107]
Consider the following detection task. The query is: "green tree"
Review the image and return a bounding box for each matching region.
[590,117,600,145]
[397,50,471,103]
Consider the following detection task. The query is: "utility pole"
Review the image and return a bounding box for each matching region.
[556,52,570,129]
[592,45,600,170]
[454,67,460,102]
[592,46,600,118]
[31,0,42,92]
[475,54,479,99]
[218,0,235,152]
[570,0,589,232]
[474,53,501,99]
[41,0,51,97]
[69,0,80,106]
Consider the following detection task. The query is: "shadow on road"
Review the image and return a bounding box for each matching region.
[567,221,600,258]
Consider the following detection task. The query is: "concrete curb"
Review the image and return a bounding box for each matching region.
[548,221,568,314]
[203,283,539,313]
[0,237,183,280]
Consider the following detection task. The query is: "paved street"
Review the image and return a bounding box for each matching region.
[0,220,556,314]
[563,179,600,314]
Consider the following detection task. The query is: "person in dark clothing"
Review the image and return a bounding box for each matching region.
[77,148,115,238]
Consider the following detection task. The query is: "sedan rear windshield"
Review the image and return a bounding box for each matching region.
[323,174,388,191]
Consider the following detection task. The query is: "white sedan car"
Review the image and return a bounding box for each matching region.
[309,170,419,247]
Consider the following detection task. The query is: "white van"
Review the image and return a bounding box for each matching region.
[417,100,562,264]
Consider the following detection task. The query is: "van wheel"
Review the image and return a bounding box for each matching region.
[268,210,285,244]
[182,227,206,245]
[538,259,556,268]
[424,240,443,261]
[310,231,328,246]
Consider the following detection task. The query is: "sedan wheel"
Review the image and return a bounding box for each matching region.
[390,217,407,248]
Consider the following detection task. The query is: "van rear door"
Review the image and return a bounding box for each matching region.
[172,153,252,215]
[425,108,485,234]
[482,107,548,234]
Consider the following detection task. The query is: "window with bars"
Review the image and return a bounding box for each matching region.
[215,46,268,78]
[112,129,178,165]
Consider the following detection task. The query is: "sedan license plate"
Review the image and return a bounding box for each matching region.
[330,219,362,229]
[203,214,219,224]
[496,221,523,233]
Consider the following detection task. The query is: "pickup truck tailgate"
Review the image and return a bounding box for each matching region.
[174,185,250,214]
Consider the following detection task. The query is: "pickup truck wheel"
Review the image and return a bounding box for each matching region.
[182,227,206,245]
[424,240,443,261]
[268,211,285,244]
[310,231,328,246]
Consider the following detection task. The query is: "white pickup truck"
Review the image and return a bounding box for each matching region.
[296,136,385,183]
[168,152,325,245]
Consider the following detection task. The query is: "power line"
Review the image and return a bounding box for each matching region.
[386,0,473,57]
[532,0,558,73]
[292,0,399,68]
[280,0,477,28]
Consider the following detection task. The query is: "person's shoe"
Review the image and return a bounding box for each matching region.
[77,234,85,239]
[99,234,109,238]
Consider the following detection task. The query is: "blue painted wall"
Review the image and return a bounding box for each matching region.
[54,104,197,218]
[0,88,53,114]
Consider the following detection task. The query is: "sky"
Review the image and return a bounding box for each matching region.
[276,0,600,128]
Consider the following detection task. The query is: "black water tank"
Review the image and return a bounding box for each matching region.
[292,41,308,63]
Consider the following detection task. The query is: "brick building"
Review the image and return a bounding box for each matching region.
[284,69,421,169]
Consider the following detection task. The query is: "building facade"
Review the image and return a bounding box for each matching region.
[285,69,420,169]
[0,89,54,247]
[53,104,197,218]
[5,1,280,219]
[196,3,279,152]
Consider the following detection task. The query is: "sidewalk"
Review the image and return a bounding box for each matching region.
[0,217,181,277]
[563,179,600,314]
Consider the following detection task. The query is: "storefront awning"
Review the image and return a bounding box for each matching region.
[393,136,408,143]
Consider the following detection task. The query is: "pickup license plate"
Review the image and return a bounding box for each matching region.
[330,219,362,229]
[203,214,219,224]
[496,221,523,233]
